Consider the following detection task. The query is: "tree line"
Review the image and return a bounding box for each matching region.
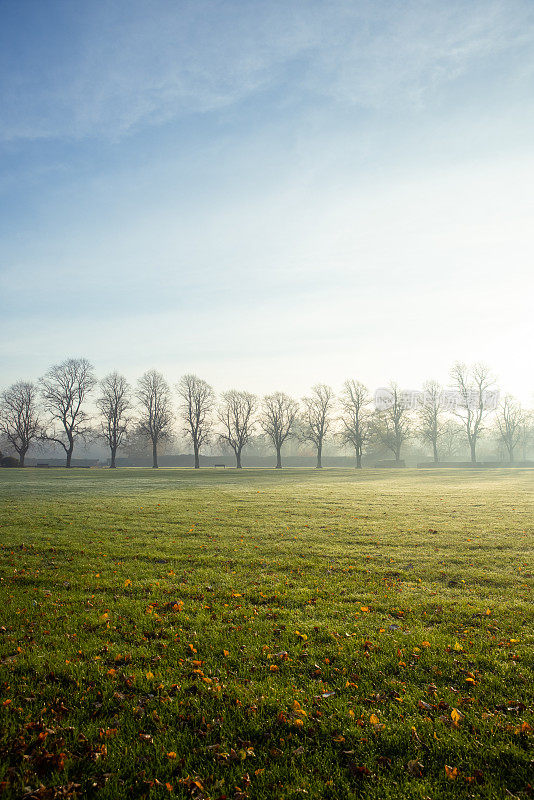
[0,358,531,469]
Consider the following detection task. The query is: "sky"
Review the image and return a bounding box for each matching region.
[1,0,533,403]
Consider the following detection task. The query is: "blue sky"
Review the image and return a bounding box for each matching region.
[1,0,533,401]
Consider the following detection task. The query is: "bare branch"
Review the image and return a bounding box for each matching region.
[0,381,41,467]
[39,358,96,467]
[495,395,524,463]
[417,380,446,463]
[177,374,215,469]
[136,370,173,468]
[338,380,371,468]
[300,384,335,468]
[97,372,132,468]
[217,390,257,468]
[371,382,411,463]
[450,362,497,464]
[260,391,299,468]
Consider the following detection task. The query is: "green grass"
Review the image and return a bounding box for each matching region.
[0,467,532,799]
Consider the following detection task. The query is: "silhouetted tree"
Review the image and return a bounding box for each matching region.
[0,381,41,467]
[40,358,96,467]
[450,362,497,464]
[339,380,370,468]
[372,382,411,463]
[260,391,299,468]
[97,372,131,468]
[300,384,334,468]
[417,380,446,463]
[136,370,173,469]
[495,395,524,463]
[218,390,256,468]
[177,374,215,469]
[517,412,533,461]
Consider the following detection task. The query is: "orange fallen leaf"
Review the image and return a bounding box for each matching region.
[451,708,464,726]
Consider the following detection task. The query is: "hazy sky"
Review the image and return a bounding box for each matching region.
[1,0,533,402]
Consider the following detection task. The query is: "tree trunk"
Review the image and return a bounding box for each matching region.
[275,447,282,469]
[356,448,362,469]
[236,450,242,469]
[509,446,514,464]
[316,443,322,469]
[470,440,477,464]
[19,451,26,468]
[152,440,158,469]
[66,447,73,468]
[432,440,439,463]
[194,443,200,469]
[110,447,117,468]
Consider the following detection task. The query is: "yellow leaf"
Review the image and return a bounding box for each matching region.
[124,579,132,588]
[167,752,177,759]
[223,649,230,657]
[146,671,154,679]
[269,664,279,672]
[370,713,380,725]
[451,708,464,726]
[445,765,458,780]
[453,642,463,651]
[361,606,369,612]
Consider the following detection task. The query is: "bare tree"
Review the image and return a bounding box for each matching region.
[0,381,41,467]
[517,412,533,461]
[218,390,256,468]
[136,370,173,468]
[177,374,215,469]
[260,391,299,468]
[339,380,370,468]
[495,395,524,464]
[40,358,96,467]
[300,384,335,469]
[440,419,464,460]
[450,362,497,464]
[372,383,411,463]
[97,372,131,468]
[417,380,447,463]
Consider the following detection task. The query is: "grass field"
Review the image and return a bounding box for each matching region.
[0,468,532,799]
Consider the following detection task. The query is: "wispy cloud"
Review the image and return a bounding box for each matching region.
[1,0,533,141]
